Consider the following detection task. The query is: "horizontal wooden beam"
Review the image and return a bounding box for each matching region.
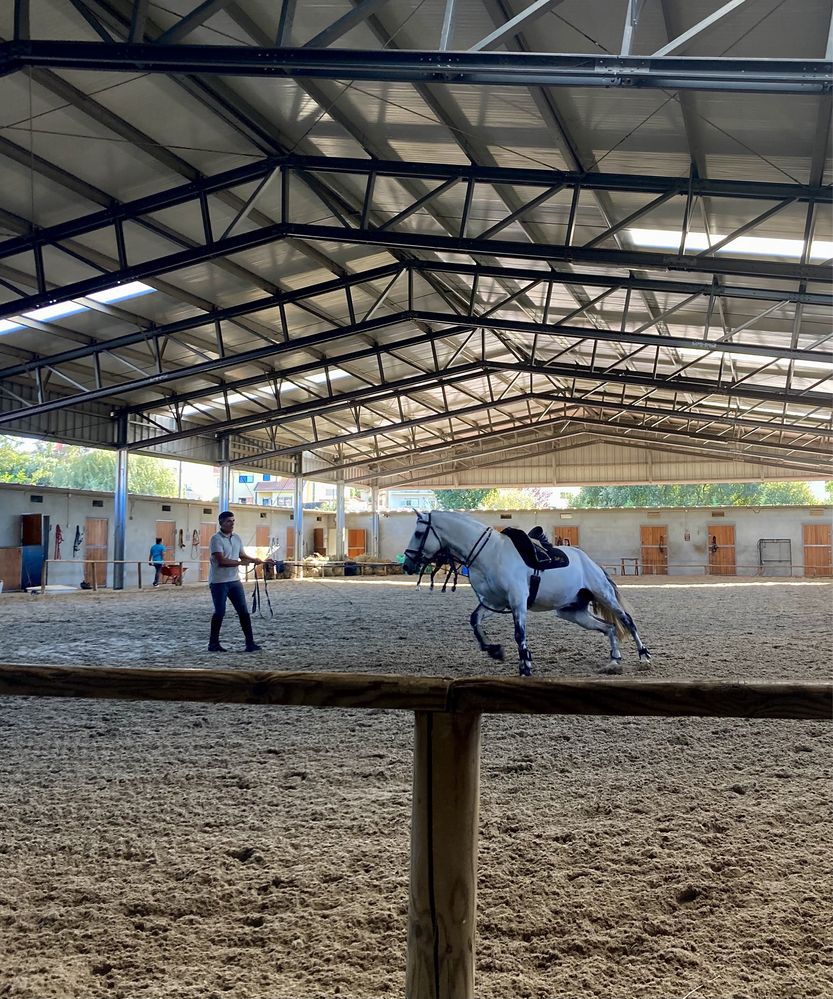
[0,665,829,720]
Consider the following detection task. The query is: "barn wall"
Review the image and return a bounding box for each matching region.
[366,507,832,577]
[0,483,829,587]
[0,484,294,589]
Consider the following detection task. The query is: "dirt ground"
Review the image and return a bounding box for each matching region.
[0,576,830,999]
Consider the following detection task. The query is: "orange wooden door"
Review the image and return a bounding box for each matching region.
[553,525,579,547]
[84,517,109,586]
[199,521,214,582]
[155,520,176,562]
[313,527,326,555]
[347,528,366,558]
[803,523,832,577]
[640,525,668,575]
[707,524,736,575]
[255,524,270,553]
[286,525,295,559]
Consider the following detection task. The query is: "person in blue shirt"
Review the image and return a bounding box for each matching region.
[148,538,166,586]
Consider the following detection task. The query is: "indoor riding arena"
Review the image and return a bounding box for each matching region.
[0,1,831,998]
[0,574,830,999]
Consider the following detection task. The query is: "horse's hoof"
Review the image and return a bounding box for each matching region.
[600,661,623,675]
[487,644,504,661]
[519,664,532,678]
[639,649,652,662]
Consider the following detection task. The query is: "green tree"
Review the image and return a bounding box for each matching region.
[0,440,59,484]
[479,488,547,510]
[0,439,177,496]
[569,481,815,508]
[432,489,490,510]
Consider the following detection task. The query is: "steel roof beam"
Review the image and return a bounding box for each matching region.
[227,390,831,466]
[282,223,830,284]
[4,214,826,325]
[129,354,829,450]
[3,294,828,426]
[3,42,830,94]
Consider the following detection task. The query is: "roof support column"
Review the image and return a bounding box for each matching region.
[113,441,128,591]
[293,455,305,571]
[218,438,231,511]
[335,480,346,560]
[370,485,380,557]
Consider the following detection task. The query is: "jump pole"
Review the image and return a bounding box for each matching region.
[407,710,481,999]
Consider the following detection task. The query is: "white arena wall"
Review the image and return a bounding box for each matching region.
[0,482,829,589]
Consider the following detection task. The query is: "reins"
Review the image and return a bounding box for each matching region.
[251,570,273,618]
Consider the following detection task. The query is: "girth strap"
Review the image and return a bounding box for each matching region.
[527,571,541,609]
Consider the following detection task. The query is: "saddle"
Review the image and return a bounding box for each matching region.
[501,527,570,610]
[501,527,570,570]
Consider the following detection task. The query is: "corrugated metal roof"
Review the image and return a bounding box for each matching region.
[0,0,830,488]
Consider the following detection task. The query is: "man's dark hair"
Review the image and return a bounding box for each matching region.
[155,537,162,543]
[218,510,234,523]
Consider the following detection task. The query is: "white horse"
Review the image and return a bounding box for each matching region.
[402,510,651,677]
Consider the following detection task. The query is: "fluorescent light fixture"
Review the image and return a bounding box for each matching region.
[627,228,833,260]
[0,281,155,336]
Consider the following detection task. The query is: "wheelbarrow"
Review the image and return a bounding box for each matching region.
[159,564,187,585]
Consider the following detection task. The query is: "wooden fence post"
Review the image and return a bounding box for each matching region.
[407,710,481,999]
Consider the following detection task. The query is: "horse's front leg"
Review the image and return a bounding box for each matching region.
[470,603,504,661]
[512,608,532,678]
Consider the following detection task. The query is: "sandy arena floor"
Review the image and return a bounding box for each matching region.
[0,576,830,999]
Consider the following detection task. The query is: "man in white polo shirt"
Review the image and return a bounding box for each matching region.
[208,511,264,653]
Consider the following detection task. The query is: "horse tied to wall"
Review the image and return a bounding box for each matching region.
[402,510,651,677]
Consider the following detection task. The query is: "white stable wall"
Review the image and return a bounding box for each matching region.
[0,483,829,588]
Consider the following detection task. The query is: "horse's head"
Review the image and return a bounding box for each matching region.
[402,511,443,575]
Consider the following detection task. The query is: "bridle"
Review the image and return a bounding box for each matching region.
[405,513,493,591]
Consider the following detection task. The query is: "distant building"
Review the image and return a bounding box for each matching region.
[232,473,336,507]
[386,488,435,511]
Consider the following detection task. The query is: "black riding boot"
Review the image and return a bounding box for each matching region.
[208,613,226,652]
[240,612,262,653]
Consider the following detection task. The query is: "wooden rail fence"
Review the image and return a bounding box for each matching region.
[0,665,829,999]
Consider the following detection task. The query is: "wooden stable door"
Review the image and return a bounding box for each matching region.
[198,521,214,582]
[155,521,177,563]
[640,525,668,575]
[286,525,295,559]
[803,522,832,577]
[707,524,736,576]
[313,527,327,556]
[552,525,579,547]
[256,525,270,555]
[84,517,109,587]
[348,528,367,558]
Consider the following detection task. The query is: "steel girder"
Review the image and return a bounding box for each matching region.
[1,155,830,323]
[2,42,831,94]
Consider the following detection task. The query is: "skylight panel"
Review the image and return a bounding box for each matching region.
[304,367,349,384]
[0,281,156,337]
[627,228,833,260]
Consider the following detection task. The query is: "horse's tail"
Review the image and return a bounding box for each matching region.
[590,564,631,640]
[591,597,628,640]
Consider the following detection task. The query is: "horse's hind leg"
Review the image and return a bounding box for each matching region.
[470,604,504,661]
[556,607,623,674]
[617,609,651,665]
